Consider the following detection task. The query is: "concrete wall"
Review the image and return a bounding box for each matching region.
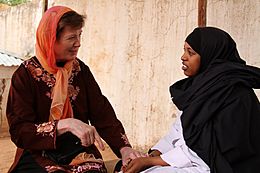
[0,0,43,58]
[0,0,259,149]
[0,0,43,136]
[49,0,198,149]
[207,0,260,98]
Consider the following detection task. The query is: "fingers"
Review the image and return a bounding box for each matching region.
[125,161,133,173]
[121,147,148,166]
[80,125,99,147]
[128,152,138,160]
[122,155,132,165]
[79,125,105,150]
[82,130,94,147]
[132,151,148,158]
[124,159,141,173]
[128,151,148,161]
[66,119,104,148]
[94,130,105,151]
[122,159,133,173]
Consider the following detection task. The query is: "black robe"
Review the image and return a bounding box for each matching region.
[170,27,260,173]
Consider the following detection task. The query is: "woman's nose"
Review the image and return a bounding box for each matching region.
[181,53,187,61]
[74,37,81,47]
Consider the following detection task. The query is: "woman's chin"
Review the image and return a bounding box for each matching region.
[66,55,77,61]
[183,71,192,77]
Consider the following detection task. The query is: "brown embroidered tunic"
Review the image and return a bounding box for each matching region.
[6,56,131,172]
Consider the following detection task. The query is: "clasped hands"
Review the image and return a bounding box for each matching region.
[121,150,163,173]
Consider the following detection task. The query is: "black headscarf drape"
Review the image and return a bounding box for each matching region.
[170,27,260,173]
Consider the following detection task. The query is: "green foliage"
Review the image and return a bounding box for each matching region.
[0,0,28,6]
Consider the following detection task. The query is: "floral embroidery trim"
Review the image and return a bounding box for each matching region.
[45,162,106,173]
[45,165,67,173]
[71,162,106,173]
[120,133,131,145]
[24,59,56,87]
[69,60,81,83]
[24,58,81,101]
[68,85,80,101]
[35,121,56,137]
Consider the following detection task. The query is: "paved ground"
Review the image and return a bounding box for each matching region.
[0,137,16,173]
[0,136,118,173]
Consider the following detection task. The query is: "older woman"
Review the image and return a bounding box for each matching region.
[7,6,145,173]
[124,27,260,173]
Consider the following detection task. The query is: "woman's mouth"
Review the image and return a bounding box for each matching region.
[182,64,188,71]
[69,49,78,55]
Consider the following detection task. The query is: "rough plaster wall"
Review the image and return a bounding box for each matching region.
[0,0,43,58]
[207,0,260,98]
[50,0,198,149]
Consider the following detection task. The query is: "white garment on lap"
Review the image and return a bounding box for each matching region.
[141,165,204,173]
[145,111,210,173]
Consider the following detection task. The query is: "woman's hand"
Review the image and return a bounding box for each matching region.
[149,149,162,157]
[124,153,169,173]
[124,157,153,173]
[120,146,148,165]
[57,118,105,150]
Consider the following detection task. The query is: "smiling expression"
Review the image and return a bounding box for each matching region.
[181,42,201,77]
[54,26,82,62]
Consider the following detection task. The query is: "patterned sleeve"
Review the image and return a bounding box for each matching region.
[6,64,57,150]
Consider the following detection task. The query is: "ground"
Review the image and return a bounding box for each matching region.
[0,137,16,173]
[0,136,118,173]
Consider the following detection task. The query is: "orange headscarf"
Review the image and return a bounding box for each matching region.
[36,6,74,120]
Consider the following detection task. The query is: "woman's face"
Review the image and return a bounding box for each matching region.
[54,26,82,62]
[181,42,201,77]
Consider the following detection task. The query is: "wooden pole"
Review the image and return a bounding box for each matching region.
[198,0,207,27]
[43,0,48,12]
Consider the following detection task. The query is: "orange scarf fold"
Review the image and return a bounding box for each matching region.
[35,6,74,120]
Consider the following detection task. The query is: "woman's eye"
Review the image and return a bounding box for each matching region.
[188,51,195,56]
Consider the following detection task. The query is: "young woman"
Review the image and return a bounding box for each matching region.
[123,27,260,173]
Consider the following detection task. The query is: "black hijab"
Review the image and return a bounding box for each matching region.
[170,27,260,173]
